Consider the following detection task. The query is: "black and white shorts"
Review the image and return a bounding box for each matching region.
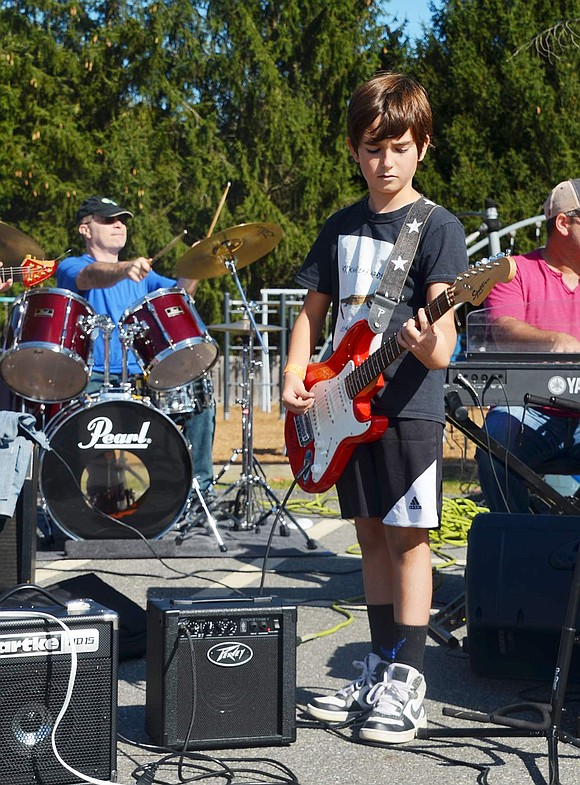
[335,418,443,529]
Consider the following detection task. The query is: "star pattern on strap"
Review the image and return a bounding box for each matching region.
[391,255,408,271]
[406,218,423,234]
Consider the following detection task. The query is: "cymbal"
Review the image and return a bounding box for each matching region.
[0,221,45,265]
[175,222,282,280]
[209,319,285,334]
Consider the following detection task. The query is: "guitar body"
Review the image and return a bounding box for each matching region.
[284,320,389,493]
[284,255,517,494]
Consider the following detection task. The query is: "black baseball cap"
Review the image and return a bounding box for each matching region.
[76,195,134,225]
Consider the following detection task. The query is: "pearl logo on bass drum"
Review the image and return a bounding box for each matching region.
[78,416,152,449]
[207,641,254,667]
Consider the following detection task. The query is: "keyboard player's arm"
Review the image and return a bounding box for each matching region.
[490,315,580,354]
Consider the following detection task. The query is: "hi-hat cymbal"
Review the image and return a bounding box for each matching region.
[175,222,282,280]
[209,319,285,334]
[0,221,45,266]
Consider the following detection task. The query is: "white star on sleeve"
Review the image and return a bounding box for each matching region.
[391,255,408,271]
[406,218,423,234]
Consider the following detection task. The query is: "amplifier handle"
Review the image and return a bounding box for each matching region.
[170,595,274,607]
[0,582,68,609]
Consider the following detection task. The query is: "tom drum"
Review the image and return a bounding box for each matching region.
[0,288,96,403]
[120,287,218,390]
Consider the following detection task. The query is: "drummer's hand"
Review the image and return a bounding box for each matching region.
[281,373,314,414]
[124,257,152,282]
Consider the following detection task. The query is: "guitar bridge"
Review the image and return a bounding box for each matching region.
[294,413,314,448]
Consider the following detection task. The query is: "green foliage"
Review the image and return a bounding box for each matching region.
[413,0,580,249]
[1,0,579,329]
[0,0,389,323]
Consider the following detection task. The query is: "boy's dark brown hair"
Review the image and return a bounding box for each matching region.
[347,71,433,152]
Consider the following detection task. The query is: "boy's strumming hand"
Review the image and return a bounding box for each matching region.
[281,374,315,414]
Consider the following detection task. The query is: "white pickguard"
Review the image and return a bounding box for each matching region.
[306,360,371,483]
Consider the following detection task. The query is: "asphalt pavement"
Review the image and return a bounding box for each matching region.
[29,468,580,785]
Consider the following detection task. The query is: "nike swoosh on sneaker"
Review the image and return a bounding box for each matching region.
[409,702,424,720]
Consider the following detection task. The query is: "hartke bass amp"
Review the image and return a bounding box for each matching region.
[0,599,118,785]
[146,595,297,749]
[466,513,580,681]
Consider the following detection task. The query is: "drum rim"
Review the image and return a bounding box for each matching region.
[8,286,96,311]
[39,394,192,540]
[119,286,193,321]
[0,345,92,403]
[141,339,219,389]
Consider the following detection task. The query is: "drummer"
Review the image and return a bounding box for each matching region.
[56,195,216,500]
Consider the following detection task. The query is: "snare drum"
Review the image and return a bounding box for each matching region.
[120,287,218,390]
[150,375,214,416]
[40,393,192,540]
[0,288,96,403]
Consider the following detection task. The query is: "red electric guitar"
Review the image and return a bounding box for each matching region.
[1,255,56,287]
[284,254,517,493]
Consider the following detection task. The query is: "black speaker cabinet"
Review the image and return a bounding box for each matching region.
[466,512,580,681]
[146,595,297,749]
[0,599,118,784]
[0,447,37,592]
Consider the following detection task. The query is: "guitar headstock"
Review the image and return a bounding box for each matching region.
[452,254,517,307]
[21,256,56,287]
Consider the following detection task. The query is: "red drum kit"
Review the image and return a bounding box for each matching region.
[0,218,286,546]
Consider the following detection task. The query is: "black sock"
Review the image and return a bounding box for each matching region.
[366,604,396,661]
[390,623,428,672]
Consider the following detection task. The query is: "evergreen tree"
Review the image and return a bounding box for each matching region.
[413,0,580,248]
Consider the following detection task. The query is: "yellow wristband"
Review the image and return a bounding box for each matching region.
[283,363,306,381]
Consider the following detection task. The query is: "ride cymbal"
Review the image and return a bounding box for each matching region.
[175,222,282,280]
[209,319,285,334]
[0,221,45,265]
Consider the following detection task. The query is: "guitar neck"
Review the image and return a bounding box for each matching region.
[0,266,27,283]
[346,288,455,399]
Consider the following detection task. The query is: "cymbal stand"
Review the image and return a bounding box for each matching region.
[213,331,309,542]
[211,290,313,547]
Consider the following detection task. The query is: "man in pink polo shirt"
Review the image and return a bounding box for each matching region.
[477,178,580,512]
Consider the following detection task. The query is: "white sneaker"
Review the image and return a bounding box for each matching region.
[359,662,427,743]
[306,652,388,723]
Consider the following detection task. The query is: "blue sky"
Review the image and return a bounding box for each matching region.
[385,0,433,41]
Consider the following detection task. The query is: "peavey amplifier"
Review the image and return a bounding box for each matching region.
[146,595,297,749]
[0,599,118,785]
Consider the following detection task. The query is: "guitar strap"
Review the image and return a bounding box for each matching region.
[367,197,437,334]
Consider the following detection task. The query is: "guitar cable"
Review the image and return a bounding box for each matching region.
[453,372,511,512]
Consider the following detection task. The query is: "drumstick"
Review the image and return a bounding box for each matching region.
[151,230,188,265]
[205,181,231,239]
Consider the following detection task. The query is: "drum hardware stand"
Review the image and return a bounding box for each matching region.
[175,477,227,552]
[212,322,316,547]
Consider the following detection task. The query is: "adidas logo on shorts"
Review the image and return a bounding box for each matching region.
[408,496,422,511]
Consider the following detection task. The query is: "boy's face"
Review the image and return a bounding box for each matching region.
[347,126,428,211]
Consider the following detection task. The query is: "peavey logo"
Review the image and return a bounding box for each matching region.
[548,375,580,396]
[0,629,100,657]
[78,416,152,449]
[207,641,253,667]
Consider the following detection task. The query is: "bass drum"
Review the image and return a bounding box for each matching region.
[40,394,192,540]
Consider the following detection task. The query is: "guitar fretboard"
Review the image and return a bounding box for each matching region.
[0,266,30,282]
[344,288,456,400]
